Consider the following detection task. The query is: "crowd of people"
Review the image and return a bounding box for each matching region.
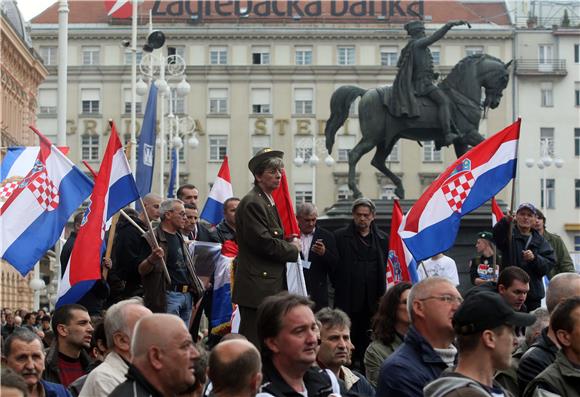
[1,147,579,397]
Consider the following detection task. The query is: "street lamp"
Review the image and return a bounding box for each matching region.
[139,47,196,196]
[525,140,564,212]
[293,136,334,203]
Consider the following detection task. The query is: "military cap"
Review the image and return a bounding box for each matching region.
[477,231,493,242]
[248,148,284,175]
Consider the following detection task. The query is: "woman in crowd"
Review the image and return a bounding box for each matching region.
[364,282,412,387]
[469,231,500,286]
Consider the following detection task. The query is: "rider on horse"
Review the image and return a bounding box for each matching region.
[387,19,469,148]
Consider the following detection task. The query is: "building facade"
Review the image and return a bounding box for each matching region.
[1,0,48,310]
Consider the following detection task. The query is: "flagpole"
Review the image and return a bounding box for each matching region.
[506,118,521,268]
[130,0,138,173]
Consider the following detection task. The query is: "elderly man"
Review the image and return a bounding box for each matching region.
[377,277,462,397]
[79,299,151,396]
[216,197,240,243]
[517,272,580,392]
[138,199,203,320]
[315,308,375,396]
[177,184,199,205]
[424,292,535,397]
[257,292,343,396]
[43,304,93,387]
[232,149,301,346]
[334,197,388,369]
[109,314,200,396]
[534,209,575,279]
[296,202,338,311]
[3,329,72,397]
[524,296,580,396]
[493,202,555,311]
[208,339,263,397]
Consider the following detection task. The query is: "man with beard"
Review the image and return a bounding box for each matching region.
[3,329,71,397]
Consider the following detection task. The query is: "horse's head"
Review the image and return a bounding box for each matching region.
[480,58,511,110]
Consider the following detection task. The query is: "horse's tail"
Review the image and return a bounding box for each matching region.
[325,85,367,153]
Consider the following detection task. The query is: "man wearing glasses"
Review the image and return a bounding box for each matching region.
[232,148,301,346]
[377,277,463,397]
[139,199,203,322]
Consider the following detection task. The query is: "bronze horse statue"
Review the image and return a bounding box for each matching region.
[325,54,512,199]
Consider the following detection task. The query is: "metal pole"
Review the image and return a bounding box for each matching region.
[175,115,180,189]
[57,0,68,147]
[33,263,40,310]
[159,55,166,197]
[130,0,138,173]
[311,136,316,203]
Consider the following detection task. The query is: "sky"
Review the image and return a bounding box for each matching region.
[18,0,56,22]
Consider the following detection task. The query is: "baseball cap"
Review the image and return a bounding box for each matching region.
[453,291,535,335]
[516,202,536,215]
[477,231,493,242]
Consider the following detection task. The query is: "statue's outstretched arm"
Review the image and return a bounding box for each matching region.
[417,20,469,47]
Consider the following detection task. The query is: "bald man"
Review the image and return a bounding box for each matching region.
[109,314,200,396]
[208,340,262,397]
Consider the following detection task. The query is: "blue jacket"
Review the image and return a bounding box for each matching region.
[376,327,451,397]
[41,380,72,397]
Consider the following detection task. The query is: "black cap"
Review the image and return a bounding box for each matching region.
[477,231,493,242]
[248,148,284,175]
[453,291,536,335]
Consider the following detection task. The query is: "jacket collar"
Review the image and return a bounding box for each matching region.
[126,364,164,397]
[405,326,450,365]
[555,350,580,378]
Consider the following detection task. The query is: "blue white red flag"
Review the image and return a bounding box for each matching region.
[0,131,93,276]
[491,197,505,226]
[399,119,521,261]
[135,83,158,199]
[200,156,233,225]
[56,122,139,307]
[1,147,40,183]
[387,199,419,287]
[210,240,238,335]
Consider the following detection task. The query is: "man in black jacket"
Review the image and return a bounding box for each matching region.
[296,202,338,312]
[493,202,555,311]
[333,198,388,370]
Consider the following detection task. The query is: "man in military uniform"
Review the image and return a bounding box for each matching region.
[388,19,469,147]
[232,148,301,346]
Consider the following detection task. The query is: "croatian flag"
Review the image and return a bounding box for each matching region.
[387,199,419,287]
[1,147,40,183]
[491,197,505,226]
[1,131,93,276]
[210,240,238,335]
[200,156,233,225]
[56,122,139,306]
[399,119,521,262]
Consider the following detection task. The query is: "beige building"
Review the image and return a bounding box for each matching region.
[30,0,515,216]
[1,0,48,310]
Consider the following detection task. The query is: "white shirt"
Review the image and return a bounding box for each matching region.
[300,230,315,262]
[79,351,128,397]
[418,255,460,286]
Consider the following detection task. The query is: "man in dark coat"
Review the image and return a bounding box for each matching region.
[296,202,338,312]
[493,202,555,311]
[232,148,301,346]
[333,198,388,370]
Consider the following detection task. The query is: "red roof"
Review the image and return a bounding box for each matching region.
[32,0,511,26]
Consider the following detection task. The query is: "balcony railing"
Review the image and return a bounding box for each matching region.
[515,59,567,76]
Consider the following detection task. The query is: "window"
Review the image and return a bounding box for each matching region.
[431,46,441,65]
[541,178,555,209]
[209,46,227,65]
[168,88,185,114]
[124,50,143,65]
[294,183,313,205]
[337,184,351,200]
[576,179,580,208]
[81,89,100,114]
[576,83,580,107]
[38,89,57,114]
[295,46,312,65]
[337,135,355,162]
[465,46,483,57]
[209,135,228,161]
[39,46,57,65]
[337,149,350,162]
[575,44,579,64]
[380,184,398,199]
[123,88,142,114]
[540,128,554,157]
[337,46,355,65]
[575,128,580,156]
[168,46,186,61]
[252,46,270,65]
[81,134,99,160]
[423,141,442,162]
[82,46,100,65]
[294,88,313,115]
[251,88,271,114]
[295,147,313,162]
[540,82,553,107]
[380,46,398,66]
[575,235,580,251]
[386,141,400,162]
[209,88,228,114]
[252,135,271,155]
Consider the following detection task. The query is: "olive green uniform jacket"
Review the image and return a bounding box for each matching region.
[523,350,580,397]
[544,230,575,279]
[364,333,404,387]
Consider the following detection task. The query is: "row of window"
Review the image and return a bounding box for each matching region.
[540,82,580,107]
[542,128,580,157]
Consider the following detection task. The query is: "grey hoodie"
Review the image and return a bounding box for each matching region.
[424,372,512,397]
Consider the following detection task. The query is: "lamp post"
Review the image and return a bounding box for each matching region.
[524,140,564,212]
[137,49,195,196]
[293,136,334,203]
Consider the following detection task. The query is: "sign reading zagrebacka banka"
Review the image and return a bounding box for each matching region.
[146,1,424,20]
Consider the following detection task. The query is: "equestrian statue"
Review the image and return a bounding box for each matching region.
[325,19,512,199]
